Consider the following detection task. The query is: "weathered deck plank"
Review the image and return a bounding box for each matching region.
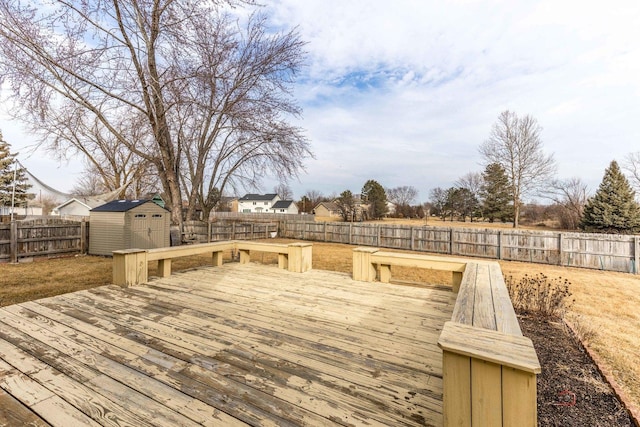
[0,263,452,426]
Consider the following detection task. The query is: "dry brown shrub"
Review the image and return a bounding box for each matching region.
[505,273,574,319]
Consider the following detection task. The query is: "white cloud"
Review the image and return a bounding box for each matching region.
[267,0,640,200]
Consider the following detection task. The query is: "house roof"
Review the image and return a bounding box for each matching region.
[239,193,278,201]
[55,197,106,211]
[272,200,295,209]
[315,201,339,211]
[91,199,155,212]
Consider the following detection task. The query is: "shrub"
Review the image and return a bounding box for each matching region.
[505,273,574,319]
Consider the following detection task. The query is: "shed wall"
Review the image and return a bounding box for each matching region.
[89,212,126,255]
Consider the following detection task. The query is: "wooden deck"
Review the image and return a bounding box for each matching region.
[0,263,453,426]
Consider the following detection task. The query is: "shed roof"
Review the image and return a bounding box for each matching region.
[239,193,278,201]
[91,199,155,212]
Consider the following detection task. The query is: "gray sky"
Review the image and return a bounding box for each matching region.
[2,0,639,203]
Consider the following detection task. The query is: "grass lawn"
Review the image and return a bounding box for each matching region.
[1,239,638,412]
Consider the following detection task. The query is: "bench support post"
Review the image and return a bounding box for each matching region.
[113,249,148,287]
[157,259,172,277]
[278,253,288,270]
[352,247,379,281]
[287,242,312,272]
[439,322,539,427]
[239,248,251,264]
[212,251,224,267]
[452,271,463,293]
[379,264,391,283]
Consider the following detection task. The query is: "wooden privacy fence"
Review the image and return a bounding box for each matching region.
[212,212,314,222]
[280,220,640,274]
[182,220,279,243]
[0,218,89,263]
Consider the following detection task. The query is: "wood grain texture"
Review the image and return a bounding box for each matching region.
[0,263,453,426]
[438,322,541,374]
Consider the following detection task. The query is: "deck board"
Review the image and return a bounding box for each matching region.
[0,263,453,426]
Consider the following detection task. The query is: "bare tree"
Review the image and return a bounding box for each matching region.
[387,186,418,206]
[273,183,293,200]
[455,172,483,217]
[0,1,310,227]
[480,110,556,227]
[304,190,325,206]
[42,111,157,199]
[545,177,590,230]
[429,187,448,219]
[623,152,640,194]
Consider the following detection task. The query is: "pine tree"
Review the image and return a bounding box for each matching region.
[0,131,32,208]
[581,160,640,233]
[480,163,512,222]
[362,179,388,220]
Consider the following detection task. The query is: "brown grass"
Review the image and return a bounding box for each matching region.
[1,239,638,410]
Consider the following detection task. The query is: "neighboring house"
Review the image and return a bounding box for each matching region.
[269,200,298,214]
[52,197,106,217]
[313,201,340,217]
[238,193,280,213]
[217,196,238,212]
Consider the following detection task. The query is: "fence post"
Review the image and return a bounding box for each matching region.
[497,230,502,260]
[232,222,236,239]
[208,222,212,243]
[324,222,327,242]
[558,233,564,266]
[10,220,17,263]
[80,219,87,254]
[410,227,415,251]
[377,225,381,247]
[449,228,454,255]
[635,236,639,274]
[349,223,353,245]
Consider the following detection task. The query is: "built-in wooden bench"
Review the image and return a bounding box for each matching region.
[352,248,541,426]
[439,261,541,426]
[353,247,467,290]
[113,240,312,287]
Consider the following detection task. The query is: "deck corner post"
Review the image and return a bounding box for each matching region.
[113,249,148,287]
[352,247,379,282]
[287,242,313,272]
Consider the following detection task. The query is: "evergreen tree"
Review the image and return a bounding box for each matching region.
[362,179,388,220]
[335,190,355,222]
[480,163,512,222]
[581,160,640,233]
[0,131,32,208]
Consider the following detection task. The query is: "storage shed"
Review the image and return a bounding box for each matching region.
[89,199,170,256]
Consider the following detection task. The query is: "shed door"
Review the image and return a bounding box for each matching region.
[131,213,165,249]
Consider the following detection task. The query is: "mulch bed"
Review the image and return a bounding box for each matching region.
[519,315,635,427]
